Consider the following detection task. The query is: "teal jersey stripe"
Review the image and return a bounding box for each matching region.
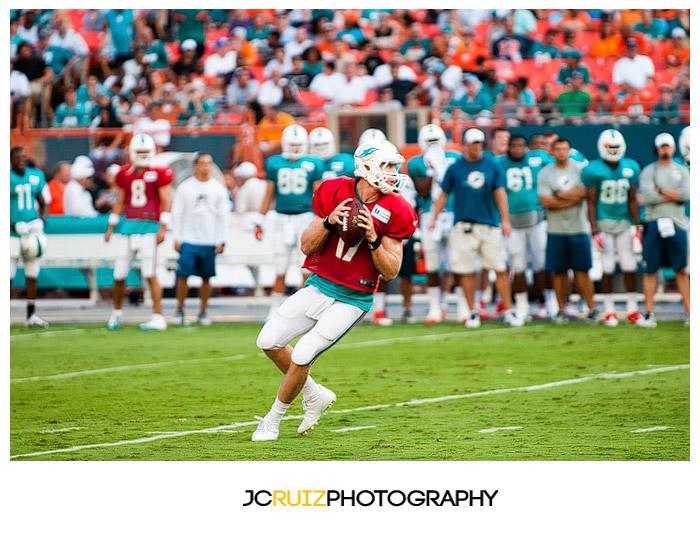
[305,273,374,312]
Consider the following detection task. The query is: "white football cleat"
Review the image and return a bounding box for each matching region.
[636,312,657,328]
[503,309,524,327]
[298,385,336,435]
[139,314,167,331]
[252,419,279,441]
[197,311,212,326]
[171,310,188,326]
[107,310,122,331]
[424,306,443,325]
[604,313,619,327]
[465,310,481,328]
[26,314,49,328]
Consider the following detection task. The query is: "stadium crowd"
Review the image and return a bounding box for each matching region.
[10,8,691,133]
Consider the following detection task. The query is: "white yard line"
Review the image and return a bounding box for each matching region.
[40,427,83,434]
[478,426,523,434]
[11,354,248,383]
[10,329,87,340]
[9,364,688,459]
[10,327,527,383]
[631,426,672,433]
[330,425,377,433]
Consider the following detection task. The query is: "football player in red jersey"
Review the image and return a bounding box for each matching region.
[252,138,418,441]
[104,134,173,331]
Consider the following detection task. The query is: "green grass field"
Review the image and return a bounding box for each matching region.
[10,321,690,461]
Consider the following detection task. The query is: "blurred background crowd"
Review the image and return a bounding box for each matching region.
[10,8,690,134]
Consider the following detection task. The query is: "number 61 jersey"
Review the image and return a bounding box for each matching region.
[303,177,418,294]
[115,165,173,234]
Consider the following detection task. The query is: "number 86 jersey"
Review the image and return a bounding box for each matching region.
[303,177,418,294]
[265,154,324,215]
[115,165,173,234]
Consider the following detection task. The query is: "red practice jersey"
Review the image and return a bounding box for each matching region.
[116,165,173,221]
[303,177,418,293]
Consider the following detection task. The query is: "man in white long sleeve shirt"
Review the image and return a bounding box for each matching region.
[64,155,98,217]
[171,152,229,325]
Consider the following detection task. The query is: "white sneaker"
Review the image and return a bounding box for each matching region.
[465,310,481,328]
[139,314,167,331]
[107,310,122,331]
[604,312,619,327]
[171,310,188,326]
[456,303,470,324]
[197,312,212,326]
[503,309,524,327]
[26,314,49,328]
[298,385,336,435]
[424,306,443,325]
[636,312,657,328]
[251,419,279,441]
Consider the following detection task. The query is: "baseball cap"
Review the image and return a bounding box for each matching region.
[234,161,258,179]
[181,39,197,51]
[106,164,122,176]
[464,128,485,144]
[654,132,676,148]
[563,49,582,60]
[463,73,479,84]
[570,71,584,79]
[671,27,686,39]
[71,155,95,180]
[215,37,228,48]
[626,37,638,47]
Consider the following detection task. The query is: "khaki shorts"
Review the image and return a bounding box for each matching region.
[448,221,507,274]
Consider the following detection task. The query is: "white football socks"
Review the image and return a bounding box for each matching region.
[626,292,638,314]
[603,293,615,314]
[515,292,529,319]
[265,397,290,424]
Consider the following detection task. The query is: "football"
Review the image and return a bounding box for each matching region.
[338,199,366,247]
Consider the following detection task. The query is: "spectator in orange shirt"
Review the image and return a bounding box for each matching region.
[450,28,488,71]
[257,105,296,156]
[558,9,592,33]
[47,161,72,215]
[662,28,690,69]
[589,16,622,59]
[618,23,648,55]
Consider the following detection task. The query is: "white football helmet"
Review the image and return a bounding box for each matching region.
[354,139,408,194]
[679,126,689,164]
[129,134,157,168]
[418,124,447,152]
[281,125,309,160]
[358,128,387,145]
[20,232,46,260]
[309,127,336,160]
[597,129,626,163]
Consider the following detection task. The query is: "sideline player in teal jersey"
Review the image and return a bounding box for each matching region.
[308,127,354,181]
[496,135,554,320]
[256,125,325,320]
[407,124,468,323]
[582,129,642,326]
[10,146,50,327]
[676,126,690,221]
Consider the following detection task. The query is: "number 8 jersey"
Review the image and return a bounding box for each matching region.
[581,158,640,234]
[265,154,324,214]
[115,165,173,234]
[303,177,418,294]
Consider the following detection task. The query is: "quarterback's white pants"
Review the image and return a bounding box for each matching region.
[113,233,159,280]
[506,220,548,273]
[10,236,40,279]
[421,210,454,273]
[256,285,365,366]
[599,228,637,273]
[273,212,315,276]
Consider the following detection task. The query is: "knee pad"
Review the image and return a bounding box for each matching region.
[291,330,330,366]
[256,319,283,350]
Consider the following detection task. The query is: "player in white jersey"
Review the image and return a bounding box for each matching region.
[407,124,469,323]
[255,125,325,321]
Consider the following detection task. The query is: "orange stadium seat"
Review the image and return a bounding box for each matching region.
[80,31,104,52]
[68,9,87,31]
[296,90,327,109]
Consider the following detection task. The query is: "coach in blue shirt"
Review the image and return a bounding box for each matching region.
[430,128,523,328]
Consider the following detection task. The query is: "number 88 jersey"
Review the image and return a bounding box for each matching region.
[115,165,173,233]
[265,154,324,215]
[581,158,640,231]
